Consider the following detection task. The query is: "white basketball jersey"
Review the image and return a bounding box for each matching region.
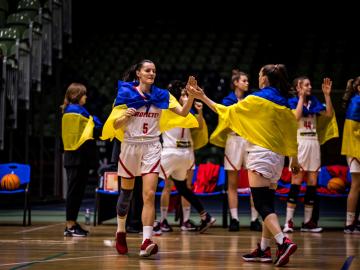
[123,105,162,141]
[162,127,193,148]
[298,114,318,140]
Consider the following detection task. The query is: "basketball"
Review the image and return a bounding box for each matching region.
[1,173,21,190]
[327,177,346,193]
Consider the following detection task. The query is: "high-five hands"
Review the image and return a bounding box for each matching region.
[322,78,332,96]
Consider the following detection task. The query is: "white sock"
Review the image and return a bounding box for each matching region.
[142,226,153,243]
[304,207,313,224]
[160,207,168,222]
[274,232,285,245]
[251,207,259,222]
[117,215,127,233]
[286,207,295,223]
[230,208,239,220]
[346,212,356,226]
[183,206,191,222]
[260,237,271,251]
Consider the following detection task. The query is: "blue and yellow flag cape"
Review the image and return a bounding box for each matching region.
[211,87,298,156]
[288,96,339,145]
[101,81,198,141]
[191,113,209,150]
[62,104,103,151]
[210,91,238,148]
[342,95,360,158]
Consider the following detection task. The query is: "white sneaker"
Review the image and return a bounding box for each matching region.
[283,219,295,233]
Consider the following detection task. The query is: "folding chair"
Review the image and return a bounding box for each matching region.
[0,163,31,226]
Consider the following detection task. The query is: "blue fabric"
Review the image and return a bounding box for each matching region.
[221,92,249,106]
[288,96,325,116]
[251,87,289,107]
[346,95,360,122]
[222,92,238,106]
[64,104,103,128]
[115,81,170,111]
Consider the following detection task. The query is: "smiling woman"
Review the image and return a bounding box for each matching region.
[101,59,199,257]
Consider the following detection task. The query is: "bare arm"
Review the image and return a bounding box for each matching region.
[320,78,334,117]
[187,85,218,113]
[293,80,305,121]
[194,101,204,128]
[169,95,194,116]
[113,108,136,129]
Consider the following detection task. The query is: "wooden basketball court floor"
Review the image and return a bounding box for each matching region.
[0,223,359,270]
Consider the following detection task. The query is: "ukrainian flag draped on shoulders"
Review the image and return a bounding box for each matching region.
[62,104,103,151]
[101,81,198,141]
[213,87,298,156]
[342,95,360,158]
[188,108,209,150]
[210,91,239,147]
[288,95,339,145]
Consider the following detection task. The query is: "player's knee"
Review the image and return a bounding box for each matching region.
[251,187,275,220]
[287,184,301,204]
[116,189,133,216]
[143,189,155,203]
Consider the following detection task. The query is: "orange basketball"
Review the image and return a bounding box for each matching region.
[327,177,345,193]
[1,173,20,190]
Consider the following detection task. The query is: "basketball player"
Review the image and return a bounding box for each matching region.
[283,77,335,233]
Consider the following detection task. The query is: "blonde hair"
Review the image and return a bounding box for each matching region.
[60,83,87,113]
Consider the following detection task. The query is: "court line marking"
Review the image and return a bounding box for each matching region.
[8,252,66,270]
[14,223,64,234]
[0,248,355,267]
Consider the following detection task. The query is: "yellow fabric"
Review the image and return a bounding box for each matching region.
[341,119,360,158]
[101,94,198,142]
[316,113,339,145]
[214,95,298,156]
[191,117,209,150]
[62,113,94,150]
[100,104,127,141]
[209,115,232,148]
[168,94,178,109]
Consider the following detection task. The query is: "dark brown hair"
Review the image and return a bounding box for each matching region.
[261,64,291,97]
[342,76,360,109]
[122,59,155,82]
[231,69,248,90]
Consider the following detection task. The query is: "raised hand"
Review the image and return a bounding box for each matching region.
[296,80,306,98]
[187,75,197,88]
[322,77,332,96]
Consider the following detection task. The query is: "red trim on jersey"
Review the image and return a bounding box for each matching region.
[119,159,134,178]
[160,165,168,180]
[149,159,160,173]
[225,154,238,171]
[181,128,185,139]
[350,157,360,167]
[133,86,147,99]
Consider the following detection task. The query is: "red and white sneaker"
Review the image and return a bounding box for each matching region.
[274,237,297,267]
[242,243,272,263]
[301,220,323,233]
[139,239,158,257]
[283,219,294,233]
[115,232,128,255]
